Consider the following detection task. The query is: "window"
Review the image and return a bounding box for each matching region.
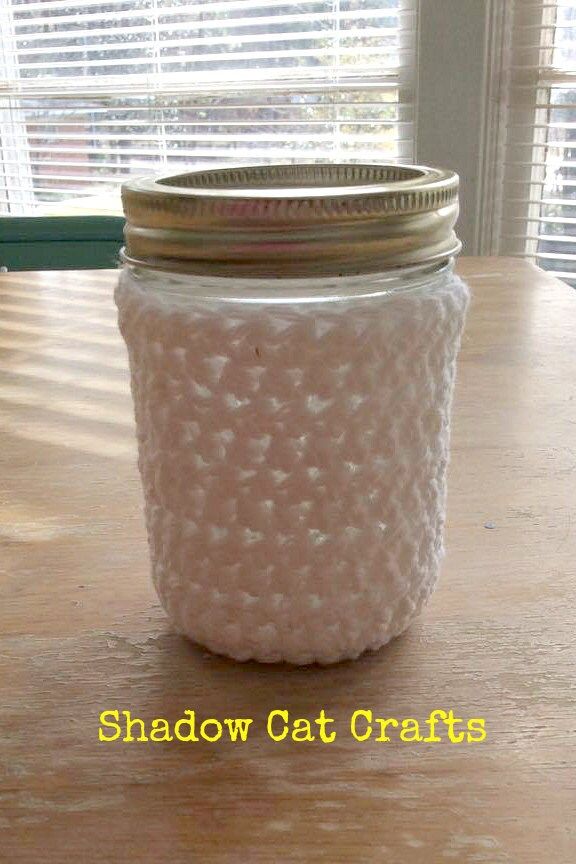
[4,0,575,284]
[499,0,576,286]
[0,0,417,216]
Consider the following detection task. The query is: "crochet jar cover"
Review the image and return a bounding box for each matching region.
[115,270,469,664]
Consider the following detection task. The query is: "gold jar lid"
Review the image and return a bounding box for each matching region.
[121,163,461,278]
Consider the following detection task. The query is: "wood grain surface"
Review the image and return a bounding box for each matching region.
[0,258,574,863]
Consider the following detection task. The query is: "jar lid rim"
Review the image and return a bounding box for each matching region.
[121,162,461,277]
[124,163,455,200]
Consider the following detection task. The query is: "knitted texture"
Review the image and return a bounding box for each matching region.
[115,270,469,664]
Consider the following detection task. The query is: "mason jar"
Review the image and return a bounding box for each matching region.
[116,164,469,665]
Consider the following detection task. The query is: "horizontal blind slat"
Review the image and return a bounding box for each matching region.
[11,11,402,46]
[13,0,400,21]
[10,29,405,60]
[11,2,414,34]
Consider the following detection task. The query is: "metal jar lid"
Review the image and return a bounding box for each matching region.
[121,163,461,278]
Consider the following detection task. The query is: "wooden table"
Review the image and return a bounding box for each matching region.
[0,258,574,863]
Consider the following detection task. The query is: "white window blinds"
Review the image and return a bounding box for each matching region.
[500,0,576,286]
[0,0,417,216]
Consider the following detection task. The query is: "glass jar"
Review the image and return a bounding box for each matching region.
[116,164,469,664]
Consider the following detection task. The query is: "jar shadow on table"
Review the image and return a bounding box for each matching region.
[93,615,442,821]
[89,623,435,840]
[129,621,427,748]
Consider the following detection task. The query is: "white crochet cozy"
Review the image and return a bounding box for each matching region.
[116,269,469,664]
